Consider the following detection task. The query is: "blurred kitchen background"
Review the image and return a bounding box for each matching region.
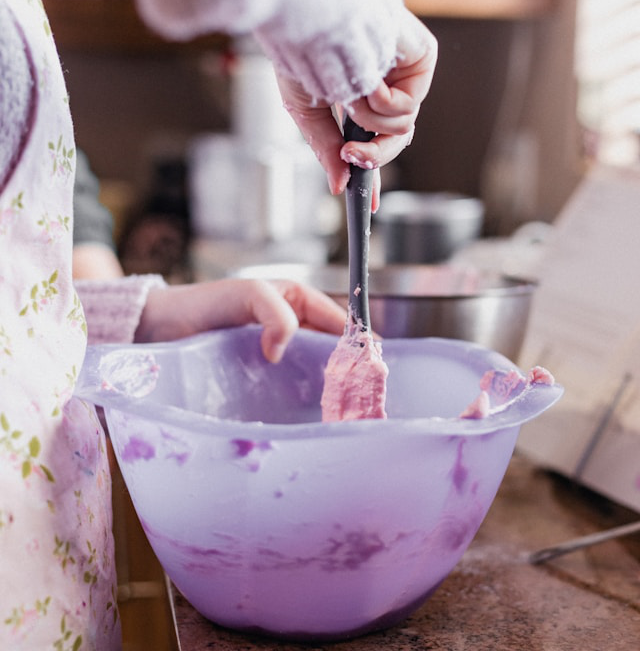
[42,1,640,649]
[47,0,640,282]
[45,0,598,285]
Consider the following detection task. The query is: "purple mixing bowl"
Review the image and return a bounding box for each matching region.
[75,326,562,641]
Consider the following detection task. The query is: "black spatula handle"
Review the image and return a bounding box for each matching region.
[343,114,375,329]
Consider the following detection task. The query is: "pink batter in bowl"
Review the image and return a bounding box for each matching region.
[75,325,562,641]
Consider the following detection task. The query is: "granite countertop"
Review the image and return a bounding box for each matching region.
[169,454,640,650]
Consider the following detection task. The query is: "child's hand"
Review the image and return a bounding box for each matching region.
[276,9,437,213]
[135,278,347,363]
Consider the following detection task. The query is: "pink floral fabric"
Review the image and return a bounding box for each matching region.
[0,1,120,648]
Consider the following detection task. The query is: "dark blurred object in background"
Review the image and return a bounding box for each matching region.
[118,158,192,283]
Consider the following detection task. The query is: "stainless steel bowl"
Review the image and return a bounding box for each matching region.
[231,263,536,361]
[375,192,484,263]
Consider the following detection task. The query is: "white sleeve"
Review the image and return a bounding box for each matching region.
[134,0,283,39]
[134,0,406,105]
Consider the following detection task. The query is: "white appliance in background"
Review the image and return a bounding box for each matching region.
[188,37,339,269]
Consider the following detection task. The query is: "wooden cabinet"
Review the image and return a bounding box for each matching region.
[44,0,556,53]
[43,0,226,53]
[407,0,555,18]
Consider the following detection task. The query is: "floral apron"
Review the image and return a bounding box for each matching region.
[0,1,120,648]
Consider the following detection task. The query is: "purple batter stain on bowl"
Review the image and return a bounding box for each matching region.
[434,514,475,552]
[160,430,191,465]
[231,439,255,457]
[121,436,155,462]
[231,439,273,457]
[231,439,274,472]
[141,517,397,576]
[323,529,387,571]
[451,440,469,492]
[165,451,189,465]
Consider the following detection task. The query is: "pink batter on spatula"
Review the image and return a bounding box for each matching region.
[321,317,389,422]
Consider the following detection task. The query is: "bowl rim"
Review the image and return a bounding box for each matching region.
[76,327,562,442]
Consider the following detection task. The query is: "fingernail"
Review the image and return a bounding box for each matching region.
[269,343,287,364]
[341,151,376,170]
[341,151,361,165]
[330,168,351,195]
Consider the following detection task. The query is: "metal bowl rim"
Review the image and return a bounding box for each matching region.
[232,263,538,300]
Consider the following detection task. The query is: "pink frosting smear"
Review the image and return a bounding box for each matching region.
[460,365,556,420]
[527,366,555,385]
[459,391,491,420]
[321,320,389,422]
